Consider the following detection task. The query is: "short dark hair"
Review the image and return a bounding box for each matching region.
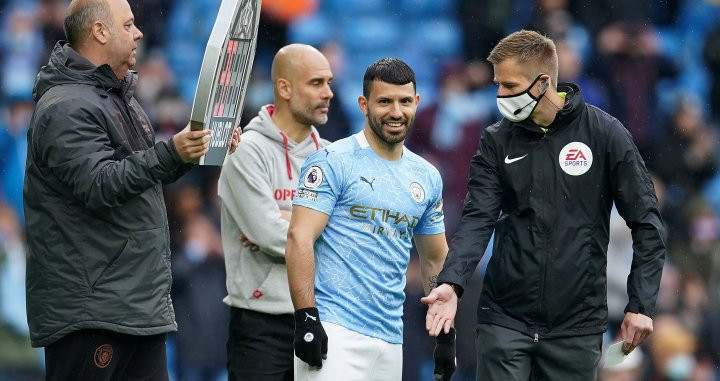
[362,58,416,98]
[64,0,111,47]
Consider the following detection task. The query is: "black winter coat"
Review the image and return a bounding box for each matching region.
[24,42,191,347]
[438,84,666,339]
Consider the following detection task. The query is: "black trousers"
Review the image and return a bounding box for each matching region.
[227,307,294,381]
[44,329,168,381]
[476,323,602,381]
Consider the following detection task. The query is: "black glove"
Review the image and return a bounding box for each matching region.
[433,327,456,381]
[294,307,328,368]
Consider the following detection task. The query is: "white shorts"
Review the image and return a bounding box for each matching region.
[294,322,402,381]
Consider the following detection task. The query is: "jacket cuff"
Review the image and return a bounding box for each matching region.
[164,138,186,167]
[624,300,656,318]
[437,277,464,298]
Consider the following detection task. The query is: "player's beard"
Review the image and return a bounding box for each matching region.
[367,105,414,146]
[290,99,330,127]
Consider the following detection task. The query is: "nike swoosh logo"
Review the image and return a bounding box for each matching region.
[504,154,528,164]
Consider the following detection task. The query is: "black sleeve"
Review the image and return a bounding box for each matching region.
[607,119,667,317]
[437,128,503,291]
[37,98,188,211]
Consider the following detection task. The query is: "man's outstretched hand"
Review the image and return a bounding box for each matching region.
[421,283,458,337]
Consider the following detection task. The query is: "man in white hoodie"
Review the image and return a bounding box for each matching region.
[218,44,333,381]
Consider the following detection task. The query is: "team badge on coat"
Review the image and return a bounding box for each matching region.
[559,142,593,176]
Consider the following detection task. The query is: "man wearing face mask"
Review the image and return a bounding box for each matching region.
[422,30,666,380]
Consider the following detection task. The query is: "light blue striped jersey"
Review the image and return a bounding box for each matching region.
[293,131,445,344]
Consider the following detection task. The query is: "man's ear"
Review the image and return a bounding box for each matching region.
[91,21,109,44]
[357,96,368,116]
[276,78,291,101]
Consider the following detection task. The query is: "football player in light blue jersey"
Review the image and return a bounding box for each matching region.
[286,58,456,381]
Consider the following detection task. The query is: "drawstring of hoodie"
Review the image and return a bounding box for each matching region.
[280,131,293,180]
[310,132,319,150]
[280,130,321,180]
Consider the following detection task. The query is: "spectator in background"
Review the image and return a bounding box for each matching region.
[23,0,239,379]
[569,0,655,36]
[648,99,718,261]
[526,0,592,61]
[1,6,44,101]
[219,44,332,381]
[457,0,511,61]
[593,22,678,154]
[556,39,609,111]
[256,0,316,66]
[133,53,178,120]
[0,98,32,223]
[129,0,173,51]
[703,25,720,123]
[0,204,41,381]
[169,184,229,381]
[37,0,67,64]
[406,60,488,235]
[647,314,698,381]
[317,41,352,142]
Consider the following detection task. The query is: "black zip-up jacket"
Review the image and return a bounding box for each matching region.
[438,83,666,339]
[24,41,192,347]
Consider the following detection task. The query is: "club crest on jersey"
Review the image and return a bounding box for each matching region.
[558,142,593,176]
[304,166,323,189]
[410,182,425,203]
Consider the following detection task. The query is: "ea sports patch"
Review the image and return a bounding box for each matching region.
[303,166,323,189]
[410,182,425,203]
[558,142,593,176]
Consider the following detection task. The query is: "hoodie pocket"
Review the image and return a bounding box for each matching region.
[251,264,288,304]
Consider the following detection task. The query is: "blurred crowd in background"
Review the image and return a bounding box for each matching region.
[1,0,720,380]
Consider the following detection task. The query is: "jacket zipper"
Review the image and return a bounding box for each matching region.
[533,133,551,342]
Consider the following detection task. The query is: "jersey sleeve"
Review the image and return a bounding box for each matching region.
[414,169,445,235]
[292,149,342,216]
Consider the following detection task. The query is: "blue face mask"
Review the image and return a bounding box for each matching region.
[665,354,695,380]
[496,74,549,122]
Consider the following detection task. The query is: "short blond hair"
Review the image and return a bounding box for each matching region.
[488,30,559,88]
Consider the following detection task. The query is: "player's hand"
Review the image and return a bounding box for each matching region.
[238,234,259,251]
[421,283,458,336]
[229,127,242,154]
[433,327,456,381]
[294,307,328,369]
[172,129,211,163]
[621,312,653,355]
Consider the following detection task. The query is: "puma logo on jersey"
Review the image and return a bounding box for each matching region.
[305,312,317,322]
[360,176,375,191]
